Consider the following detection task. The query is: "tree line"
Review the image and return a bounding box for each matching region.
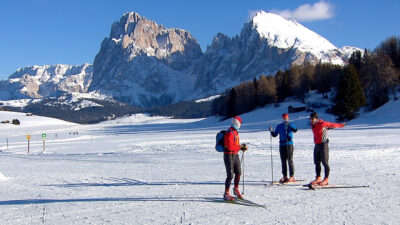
[213,36,400,122]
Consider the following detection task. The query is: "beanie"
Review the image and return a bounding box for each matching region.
[310,112,318,119]
[232,116,242,130]
[282,113,289,119]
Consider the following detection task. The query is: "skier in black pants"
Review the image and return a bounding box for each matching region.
[223,116,248,201]
[309,112,345,186]
[269,113,297,183]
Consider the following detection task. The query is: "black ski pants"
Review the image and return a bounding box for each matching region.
[314,142,330,178]
[224,154,241,191]
[279,145,294,177]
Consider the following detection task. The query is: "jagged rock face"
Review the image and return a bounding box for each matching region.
[0,64,93,100]
[91,12,202,107]
[191,23,302,96]
[190,12,359,97]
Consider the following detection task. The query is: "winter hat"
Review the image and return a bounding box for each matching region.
[232,116,242,130]
[310,112,318,119]
[282,113,289,119]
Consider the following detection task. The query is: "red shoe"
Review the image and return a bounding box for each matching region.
[279,177,288,183]
[310,176,322,185]
[223,192,234,201]
[233,187,243,199]
[319,177,329,186]
[287,176,295,183]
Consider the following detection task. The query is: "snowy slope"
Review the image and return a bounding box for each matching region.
[0,92,399,224]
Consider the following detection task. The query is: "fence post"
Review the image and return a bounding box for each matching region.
[27,135,31,154]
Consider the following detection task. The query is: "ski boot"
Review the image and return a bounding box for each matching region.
[233,187,243,199]
[319,177,329,186]
[287,176,295,183]
[223,192,234,201]
[279,176,288,184]
[310,176,322,185]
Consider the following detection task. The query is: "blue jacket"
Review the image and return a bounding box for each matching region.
[271,121,297,146]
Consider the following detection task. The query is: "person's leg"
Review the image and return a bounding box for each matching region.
[314,144,322,178]
[224,154,234,191]
[232,154,243,198]
[287,145,295,177]
[233,154,242,188]
[279,145,288,178]
[321,142,330,178]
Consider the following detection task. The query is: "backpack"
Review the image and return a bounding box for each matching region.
[215,130,227,152]
[215,129,237,152]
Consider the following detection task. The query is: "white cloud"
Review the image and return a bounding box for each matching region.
[272,0,335,22]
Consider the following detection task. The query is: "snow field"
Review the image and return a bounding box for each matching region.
[0,104,399,224]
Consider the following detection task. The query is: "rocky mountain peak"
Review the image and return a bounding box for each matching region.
[107,11,202,60]
[90,11,203,107]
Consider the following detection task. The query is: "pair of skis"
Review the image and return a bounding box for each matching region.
[266,179,305,187]
[223,197,267,208]
[305,183,369,190]
[266,179,369,190]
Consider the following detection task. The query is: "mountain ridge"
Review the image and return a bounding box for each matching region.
[0,11,360,109]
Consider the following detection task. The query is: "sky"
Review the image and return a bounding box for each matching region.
[0,0,399,79]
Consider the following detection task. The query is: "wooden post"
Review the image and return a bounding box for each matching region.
[27,135,31,154]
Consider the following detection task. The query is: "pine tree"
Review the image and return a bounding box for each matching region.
[332,65,366,121]
[253,77,259,108]
[258,75,276,106]
[275,70,291,101]
[227,88,237,118]
[348,50,363,72]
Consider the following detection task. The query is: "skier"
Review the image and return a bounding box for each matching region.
[269,113,298,183]
[309,112,345,186]
[223,116,248,201]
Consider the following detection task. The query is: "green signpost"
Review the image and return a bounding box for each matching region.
[42,133,46,153]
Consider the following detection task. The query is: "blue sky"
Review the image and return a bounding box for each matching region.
[0,0,399,79]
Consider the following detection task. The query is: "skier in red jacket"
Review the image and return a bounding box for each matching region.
[223,116,248,201]
[309,112,345,186]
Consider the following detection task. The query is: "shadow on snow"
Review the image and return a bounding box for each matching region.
[0,196,265,208]
[42,177,270,188]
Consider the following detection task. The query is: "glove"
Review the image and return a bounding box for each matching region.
[288,125,297,132]
[240,143,248,151]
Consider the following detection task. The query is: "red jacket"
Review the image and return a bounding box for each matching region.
[224,127,240,154]
[311,119,344,144]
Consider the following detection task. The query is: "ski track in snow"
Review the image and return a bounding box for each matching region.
[0,108,399,224]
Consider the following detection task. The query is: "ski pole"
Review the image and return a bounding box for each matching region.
[270,132,274,183]
[241,150,245,195]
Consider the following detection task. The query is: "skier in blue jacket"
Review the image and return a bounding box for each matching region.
[269,113,298,183]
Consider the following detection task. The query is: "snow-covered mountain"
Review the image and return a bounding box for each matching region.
[0,11,360,109]
[0,64,93,99]
[191,11,360,96]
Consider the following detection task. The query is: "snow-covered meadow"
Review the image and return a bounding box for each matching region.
[0,101,399,224]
